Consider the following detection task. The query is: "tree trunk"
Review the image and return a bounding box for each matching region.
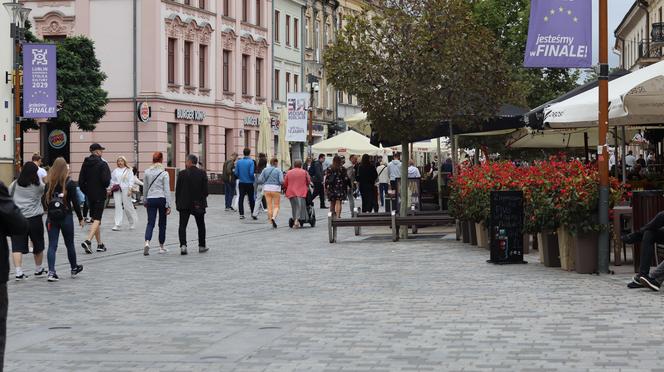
[400,142,410,240]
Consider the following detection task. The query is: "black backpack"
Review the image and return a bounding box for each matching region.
[47,191,68,222]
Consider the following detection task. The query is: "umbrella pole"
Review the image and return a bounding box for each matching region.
[613,127,619,179]
[621,126,627,184]
[583,132,589,163]
[436,137,443,211]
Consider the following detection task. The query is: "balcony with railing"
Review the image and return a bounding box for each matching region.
[637,39,663,68]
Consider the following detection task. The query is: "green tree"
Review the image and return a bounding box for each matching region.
[50,36,108,131]
[324,0,512,222]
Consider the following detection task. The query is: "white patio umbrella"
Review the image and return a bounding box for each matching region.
[312,130,383,155]
[545,60,664,128]
[506,127,639,149]
[277,107,291,170]
[256,104,273,159]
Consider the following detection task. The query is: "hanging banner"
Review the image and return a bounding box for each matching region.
[524,0,592,68]
[23,44,58,118]
[286,92,309,142]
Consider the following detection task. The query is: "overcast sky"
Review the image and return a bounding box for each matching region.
[594,0,634,67]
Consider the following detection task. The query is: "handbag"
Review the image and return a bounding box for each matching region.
[110,184,121,193]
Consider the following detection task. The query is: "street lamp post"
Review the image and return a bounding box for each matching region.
[598,0,610,274]
[4,0,31,178]
[307,73,319,157]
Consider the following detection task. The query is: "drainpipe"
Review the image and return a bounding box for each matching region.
[132,0,139,170]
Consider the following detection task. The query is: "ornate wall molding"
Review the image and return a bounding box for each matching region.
[164,14,214,45]
[33,11,75,38]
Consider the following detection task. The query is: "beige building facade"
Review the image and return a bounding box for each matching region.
[614,0,664,71]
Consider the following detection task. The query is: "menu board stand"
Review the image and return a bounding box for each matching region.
[487,191,527,265]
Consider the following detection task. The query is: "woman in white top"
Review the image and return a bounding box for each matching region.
[376,160,389,207]
[142,152,171,255]
[110,156,138,231]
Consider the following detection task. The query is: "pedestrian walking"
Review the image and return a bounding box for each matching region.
[31,153,47,184]
[110,156,138,231]
[175,154,209,255]
[0,181,28,368]
[9,162,46,280]
[222,152,238,211]
[234,148,257,220]
[345,155,359,212]
[79,143,111,254]
[131,167,143,203]
[309,154,327,209]
[44,157,84,282]
[258,158,284,228]
[284,160,311,228]
[357,154,378,213]
[387,153,402,190]
[252,153,268,218]
[143,152,171,255]
[325,155,351,218]
[376,160,389,207]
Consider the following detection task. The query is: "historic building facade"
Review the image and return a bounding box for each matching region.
[0,7,15,183]
[614,0,664,71]
[22,0,273,177]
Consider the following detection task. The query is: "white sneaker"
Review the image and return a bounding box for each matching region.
[129,224,135,230]
[112,226,120,231]
[158,247,169,254]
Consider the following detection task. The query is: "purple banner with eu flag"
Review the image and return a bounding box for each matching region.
[23,44,57,118]
[524,0,592,68]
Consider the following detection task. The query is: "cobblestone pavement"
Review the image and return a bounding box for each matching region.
[4,195,663,371]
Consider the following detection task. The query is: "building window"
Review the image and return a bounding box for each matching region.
[256,57,263,97]
[274,69,280,101]
[244,130,250,149]
[241,54,249,95]
[223,0,229,16]
[286,15,291,46]
[199,45,207,88]
[242,0,248,21]
[199,0,205,9]
[167,38,176,84]
[167,123,176,167]
[198,126,207,168]
[338,91,343,104]
[285,72,290,93]
[223,50,230,92]
[184,41,192,86]
[305,16,310,48]
[274,10,280,42]
[185,124,192,157]
[184,0,191,5]
[43,35,66,43]
[294,74,298,92]
[255,0,261,26]
[294,18,299,48]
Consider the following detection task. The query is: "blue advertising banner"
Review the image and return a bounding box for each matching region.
[524,0,592,68]
[23,44,57,118]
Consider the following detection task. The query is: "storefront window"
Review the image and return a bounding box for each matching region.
[199,125,207,168]
[167,123,176,167]
[244,130,250,150]
[185,124,192,157]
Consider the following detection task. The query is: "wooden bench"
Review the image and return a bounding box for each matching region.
[392,215,455,241]
[328,212,394,243]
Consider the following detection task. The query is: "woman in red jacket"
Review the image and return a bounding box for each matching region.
[283,160,311,228]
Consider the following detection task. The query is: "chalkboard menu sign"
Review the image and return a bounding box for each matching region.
[488,191,526,264]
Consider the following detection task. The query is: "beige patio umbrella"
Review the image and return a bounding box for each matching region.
[256,103,273,159]
[278,107,291,170]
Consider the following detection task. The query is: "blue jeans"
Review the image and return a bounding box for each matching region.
[379,183,388,206]
[145,198,167,245]
[46,215,77,273]
[224,181,235,208]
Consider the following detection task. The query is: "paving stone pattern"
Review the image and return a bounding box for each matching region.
[4,195,663,371]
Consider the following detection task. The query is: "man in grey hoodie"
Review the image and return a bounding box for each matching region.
[387,153,402,190]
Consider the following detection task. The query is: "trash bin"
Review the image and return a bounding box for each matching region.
[632,190,664,273]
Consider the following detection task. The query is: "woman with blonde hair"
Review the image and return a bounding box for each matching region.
[143,152,171,255]
[110,156,138,231]
[44,157,84,282]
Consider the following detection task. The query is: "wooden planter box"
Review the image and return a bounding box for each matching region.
[557,227,576,271]
[475,222,489,249]
[574,231,598,274]
[537,231,561,267]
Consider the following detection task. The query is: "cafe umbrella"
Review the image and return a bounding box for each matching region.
[278,107,291,171]
[256,103,273,159]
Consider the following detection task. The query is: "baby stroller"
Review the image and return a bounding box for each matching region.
[289,185,316,228]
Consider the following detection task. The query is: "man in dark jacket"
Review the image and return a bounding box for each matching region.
[79,143,111,254]
[0,182,28,370]
[309,154,327,209]
[176,154,209,255]
[222,152,237,211]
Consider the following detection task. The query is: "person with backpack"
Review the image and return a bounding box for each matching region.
[175,154,209,255]
[258,158,284,228]
[222,152,237,211]
[143,152,171,255]
[0,181,28,368]
[9,162,46,280]
[79,143,111,254]
[44,157,84,282]
[309,154,327,209]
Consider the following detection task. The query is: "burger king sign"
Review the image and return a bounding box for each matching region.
[48,129,67,150]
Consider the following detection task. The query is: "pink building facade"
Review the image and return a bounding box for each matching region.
[22,0,273,177]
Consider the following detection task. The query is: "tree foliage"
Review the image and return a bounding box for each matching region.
[324,0,514,144]
[50,36,108,131]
